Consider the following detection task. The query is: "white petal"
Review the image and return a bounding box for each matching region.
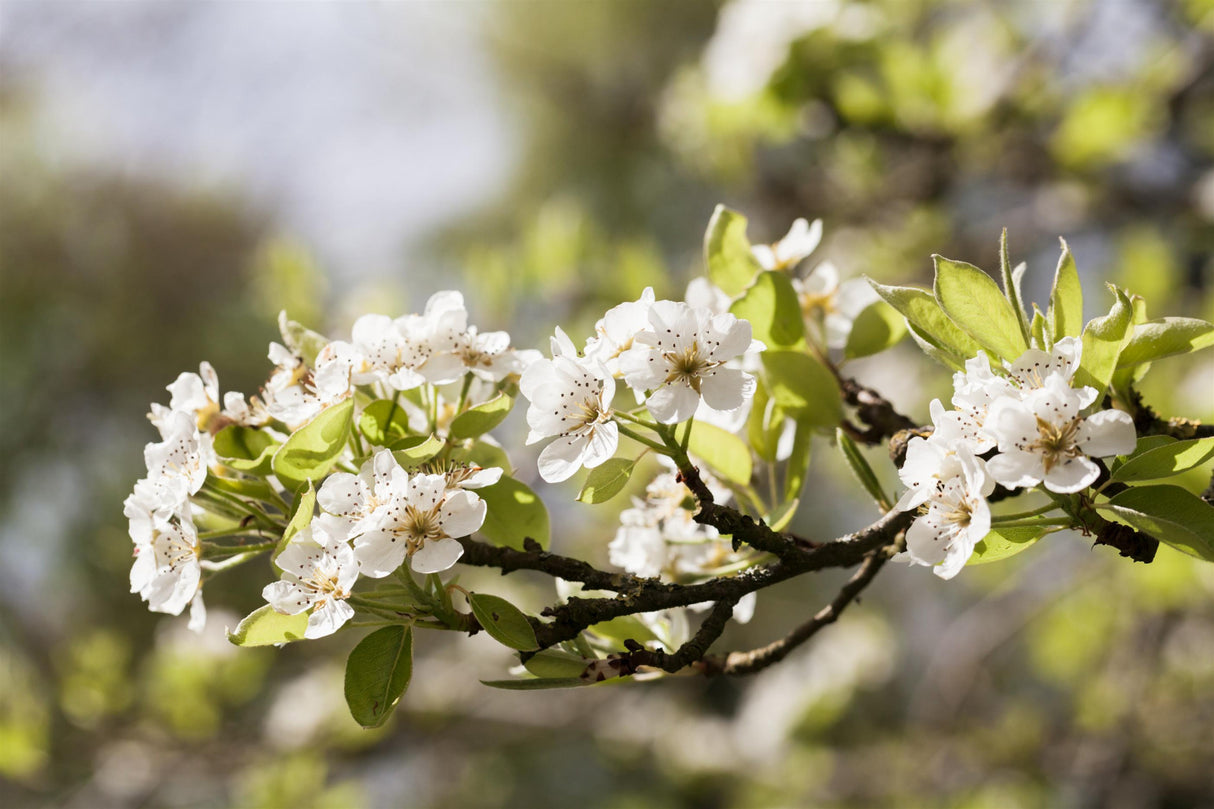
[986,450,1042,490]
[1043,456,1100,493]
[263,580,309,615]
[538,435,586,483]
[410,537,465,574]
[1076,409,1136,458]
[699,368,750,412]
[353,529,408,578]
[306,599,355,639]
[439,490,487,538]
[582,421,619,470]
[317,473,365,518]
[461,466,503,489]
[905,516,948,567]
[647,383,700,424]
[187,591,208,633]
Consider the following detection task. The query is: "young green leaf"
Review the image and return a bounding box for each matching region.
[969,527,1046,565]
[275,481,316,561]
[835,428,892,511]
[868,279,983,367]
[213,426,278,476]
[687,421,753,487]
[358,399,412,446]
[1115,317,1214,368]
[905,322,968,370]
[523,649,595,679]
[844,300,907,359]
[272,398,355,492]
[589,615,661,646]
[1047,238,1083,341]
[765,497,800,532]
[1074,285,1133,398]
[999,229,1032,345]
[344,626,413,728]
[577,457,637,504]
[476,475,550,550]
[746,381,785,463]
[391,434,444,466]
[761,350,842,428]
[1110,437,1214,484]
[277,311,330,366]
[1030,306,1047,350]
[227,604,310,647]
[1096,485,1214,562]
[784,420,813,501]
[468,593,539,651]
[449,393,514,440]
[729,270,805,349]
[933,255,1028,361]
[704,204,763,297]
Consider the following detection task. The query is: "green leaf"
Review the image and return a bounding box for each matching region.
[358,399,412,446]
[212,426,279,476]
[868,279,983,367]
[687,421,753,487]
[476,475,550,550]
[1097,485,1214,562]
[1115,317,1214,368]
[844,300,907,359]
[277,311,330,367]
[1047,238,1084,341]
[450,440,513,474]
[1110,437,1214,484]
[589,615,661,646]
[729,270,805,349]
[275,481,316,561]
[272,398,355,492]
[523,649,594,679]
[761,350,842,428]
[784,420,813,501]
[577,457,637,504]
[933,255,1028,361]
[449,393,514,440]
[999,229,1032,345]
[835,428,891,510]
[905,322,967,370]
[344,626,413,728]
[481,678,589,691]
[969,527,1045,565]
[746,380,785,463]
[390,434,444,467]
[227,604,310,647]
[766,497,799,532]
[1109,435,1175,474]
[468,593,539,651]
[1075,285,1133,398]
[704,204,763,298]
[1030,306,1047,350]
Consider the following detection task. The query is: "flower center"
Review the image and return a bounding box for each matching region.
[400,505,444,553]
[663,342,714,391]
[1032,416,1082,473]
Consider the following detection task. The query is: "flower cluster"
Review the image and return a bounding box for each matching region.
[895,338,1137,578]
[520,289,764,482]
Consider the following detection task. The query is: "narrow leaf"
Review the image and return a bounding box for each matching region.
[1047,238,1084,340]
[1110,437,1214,484]
[1075,285,1133,398]
[784,420,813,501]
[766,497,799,532]
[524,649,595,679]
[344,626,413,728]
[275,481,316,561]
[1000,229,1033,346]
[358,399,412,446]
[1096,485,1214,562]
[577,457,637,504]
[468,593,539,651]
[836,428,891,510]
[481,678,589,691]
[1115,317,1214,368]
[704,204,763,297]
[933,255,1028,361]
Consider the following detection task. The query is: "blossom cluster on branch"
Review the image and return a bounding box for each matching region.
[122,205,1214,727]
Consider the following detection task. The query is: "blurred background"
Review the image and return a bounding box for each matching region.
[2,1,1214,807]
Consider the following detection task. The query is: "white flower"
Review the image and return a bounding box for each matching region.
[262,517,359,639]
[903,453,994,580]
[584,287,656,375]
[948,352,1018,453]
[608,508,667,579]
[352,472,485,577]
[618,300,762,424]
[263,341,355,429]
[395,290,470,385]
[519,328,619,483]
[318,450,409,537]
[144,410,214,496]
[792,262,881,350]
[752,218,823,271]
[1004,336,1082,391]
[986,375,1136,493]
[455,326,531,381]
[165,362,221,426]
[684,277,732,316]
[128,505,203,619]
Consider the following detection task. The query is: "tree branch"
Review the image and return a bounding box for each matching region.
[840,377,919,445]
[457,535,647,593]
[701,544,892,676]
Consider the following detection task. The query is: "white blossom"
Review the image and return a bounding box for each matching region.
[351,472,485,577]
[262,517,359,639]
[948,352,1018,453]
[317,449,409,537]
[395,290,470,385]
[751,217,823,271]
[791,262,880,350]
[618,300,762,424]
[1004,336,1082,391]
[986,374,1136,493]
[455,326,533,382]
[519,328,619,483]
[144,410,214,496]
[902,453,994,580]
[262,341,354,429]
[684,277,732,316]
[128,502,203,621]
[584,287,656,375]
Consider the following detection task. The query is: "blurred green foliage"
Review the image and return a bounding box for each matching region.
[2,1,1213,807]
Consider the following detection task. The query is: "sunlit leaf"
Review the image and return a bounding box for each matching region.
[577,457,636,504]
[729,270,805,349]
[227,604,309,647]
[687,421,753,487]
[468,593,539,651]
[1110,437,1214,484]
[1047,238,1083,341]
[704,204,763,297]
[933,255,1028,361]
[449,393,514,440]
[1097,485,1214,562]
[344,626,413,728]
[272,398,355,492]
[476,475,550,550]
